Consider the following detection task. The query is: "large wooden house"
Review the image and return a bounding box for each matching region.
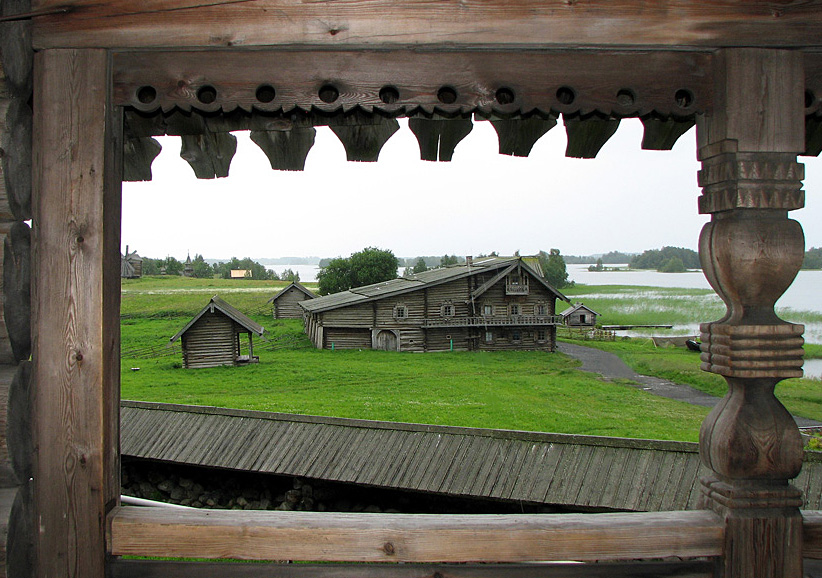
[301,257,568,352]
[268,281,316,319]
[170,296,265,368]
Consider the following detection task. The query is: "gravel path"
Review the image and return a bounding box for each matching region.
[556,342,821,427]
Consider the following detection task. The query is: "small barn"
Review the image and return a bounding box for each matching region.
[170,296,265,368]
[561,303,600,327]
[120,246,143,279]
[230,269,251,279]
[268,282,316,319]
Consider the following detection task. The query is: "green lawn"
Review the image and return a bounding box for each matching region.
[119,276,822,443]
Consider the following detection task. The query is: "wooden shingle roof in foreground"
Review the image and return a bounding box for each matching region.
[120,401,822,512]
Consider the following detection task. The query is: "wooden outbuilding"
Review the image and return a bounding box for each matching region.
[3,2,822,577]
[561,303,600,327]
[302,256,568,352]
[120,246,142,278]
[230,269,251,279]
[170,296,265,368]
[268,281,316,319]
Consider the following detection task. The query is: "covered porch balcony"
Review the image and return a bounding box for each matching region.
[422,315,563,328]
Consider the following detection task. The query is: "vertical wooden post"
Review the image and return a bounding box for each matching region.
[696,48,806,578]
[32,49,121,578]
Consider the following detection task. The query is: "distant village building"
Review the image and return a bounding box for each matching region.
[300,256,569,352]
[561,303,599,327]
[170,296,265,368]
[230,269,251,279]
[183,254,194,277]
[268,282,316,319]
[120,246,143,279]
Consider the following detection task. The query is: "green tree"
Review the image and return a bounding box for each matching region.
[804,247,822,269]
[161,256,183,276]
[659,256,687,273]
[539,249,571,289]
[191,254,213,279]
[142,258,160,275]
[411,257,428,274]
[630,247,700,270]
[281,268,300,283]
[440,254,460,267]
[317,247,398,295]
[588,258,604,272]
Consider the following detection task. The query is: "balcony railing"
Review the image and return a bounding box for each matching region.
[422,315,563,328]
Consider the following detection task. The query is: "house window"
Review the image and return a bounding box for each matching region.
[441,302,454,318]
[537,329,547,342]
[393,304,408,320]
[510,303,520,316]
[483,304,493,316]
[535,302,546,315]
[485,331,493,343]
[512,329,522,342]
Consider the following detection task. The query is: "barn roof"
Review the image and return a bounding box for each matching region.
[561,303,600,317]
[267,282,317,304]
[118,400,822,513]
[169,296,265,343]
[302,257,568,314]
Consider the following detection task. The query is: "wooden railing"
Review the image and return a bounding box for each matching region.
[422,315,563,328]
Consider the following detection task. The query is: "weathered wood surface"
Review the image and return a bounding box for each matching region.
[0,0,33,96]
[489,116,557,157]
[107,560,715,578]
[0,96,31,220]
[6,362,30,486]
[123,136,162,181]
[120,401,713,513]
[32,49,121,578]
[0,364,17,487]
[250,127,316,171]
[3,221,30,362]
[696,48,807,578]
[409,117,473,162]
[113,50,713,119]
[563,116,620,159]
[807,115,822,157]
[640,117,695,151]
[108,506,723,562]
[329,116,399,162]
[180,131,237,179]
[31,1,822,50]
[6,481,33,578]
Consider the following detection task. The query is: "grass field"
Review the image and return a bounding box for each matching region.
[120,275,822,442]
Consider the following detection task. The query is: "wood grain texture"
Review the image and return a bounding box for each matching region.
[107,560,715,578]
[804,510,822,559]
[640,117,695,151]
[408,117,473,162]
[123,136,162,181]
[6,480,33,578]
[32,48,121,578]
[330,116,399,162]
[3,221,30,362]
[112,50,713,119]
[489,116,558,157]
[107,506,723,562]
[0,0,33,96]
[564,116,620,159]
[250,127,316,171]
[30,1,822,50]
[6,361,31,484]
[0,95,32,220]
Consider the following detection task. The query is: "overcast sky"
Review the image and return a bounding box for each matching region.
[122,117,822,261]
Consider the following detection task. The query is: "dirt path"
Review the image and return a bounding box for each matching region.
[556,342,821,427]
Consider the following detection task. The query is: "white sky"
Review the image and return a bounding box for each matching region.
[122,117,822,261]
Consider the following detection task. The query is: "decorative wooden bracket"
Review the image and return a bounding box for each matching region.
[640,116,695,151]
[488,115,557,157]
[123,136,161,181]
[408,116,473,162]
[328,113,399,162]
[563,115,620,159]
[250,127,316,171]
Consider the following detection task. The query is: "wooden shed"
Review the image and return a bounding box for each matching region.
[170,296,265,368]
[561,303,600,327]
[120,246,142,279]
[268,281,316,319]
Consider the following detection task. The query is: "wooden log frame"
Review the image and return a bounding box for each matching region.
[18,3,822,577]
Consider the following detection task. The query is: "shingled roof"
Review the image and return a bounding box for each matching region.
[302,257,569,315]
[117,401,822,512]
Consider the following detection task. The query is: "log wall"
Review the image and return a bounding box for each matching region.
[182,313,239,369]
[274,288,311,320]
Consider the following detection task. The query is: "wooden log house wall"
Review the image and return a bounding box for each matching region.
[0,1,820,577]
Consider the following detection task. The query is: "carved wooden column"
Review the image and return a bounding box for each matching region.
[696,48,806,578]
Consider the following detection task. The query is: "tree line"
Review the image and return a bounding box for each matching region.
[140,255,300,282]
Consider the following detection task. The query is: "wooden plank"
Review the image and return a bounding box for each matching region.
[31,1,822,50]
[6,481,33,578]
[0,0,32,95]
[6,362,30,485]
[107,559,715,578]
[112,50,713,120]
[0,95,32,220]
[107,506,724,562]
[108,560,715,578]
[32,48,120,578]
[3,220,31,362]
[804,511,822,559]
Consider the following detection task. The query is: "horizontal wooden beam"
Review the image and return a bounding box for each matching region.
[112,49,713,119]
[803,511,822,559]
[107,507,723,562]
[107,560,716,578]
[31,1,822,51]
